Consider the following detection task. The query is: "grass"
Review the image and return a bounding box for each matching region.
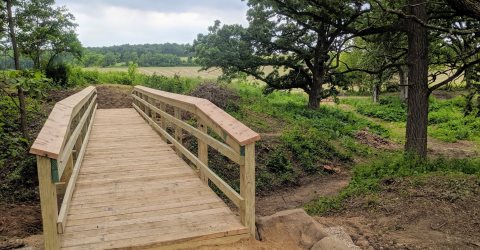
[305,153,480,215]
[213,83,391,192]
[341,94,480,143]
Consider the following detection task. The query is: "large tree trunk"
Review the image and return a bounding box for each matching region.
[6,0,28,139]
[464,66,473,89]
[398,66,408,102]
[308,80,321,109]
[405,0,429,158]
[372,83,380,103]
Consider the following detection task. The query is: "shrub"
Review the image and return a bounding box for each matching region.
[45,63,69,87]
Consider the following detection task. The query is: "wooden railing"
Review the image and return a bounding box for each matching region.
[132,86,260,236]
[30,86,97,250]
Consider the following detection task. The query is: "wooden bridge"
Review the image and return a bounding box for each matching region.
[30,86,260,249]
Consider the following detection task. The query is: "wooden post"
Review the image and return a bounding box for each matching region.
[198,121,208,183]
[37,156,60,250]
[174,108,183,155]
[240,143,255,236]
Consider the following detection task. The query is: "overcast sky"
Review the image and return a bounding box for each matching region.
[55,0,249,47]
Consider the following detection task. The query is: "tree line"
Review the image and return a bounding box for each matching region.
[81,43,195,67]
[192,0,480,158]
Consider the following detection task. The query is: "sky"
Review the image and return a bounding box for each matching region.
[55,0,249,47]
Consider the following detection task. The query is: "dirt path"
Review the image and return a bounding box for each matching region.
[257,174,350,216]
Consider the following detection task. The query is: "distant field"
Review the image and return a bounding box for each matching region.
[85,66,465,88]
[85,66,223,79]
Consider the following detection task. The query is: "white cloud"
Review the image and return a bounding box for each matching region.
[55,0,248,47]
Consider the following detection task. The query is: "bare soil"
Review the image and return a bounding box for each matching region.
[95,84,133,109]
[256,173,350,216]
[317,175,480,249]
[0,203,41,249]
[355,130,400,151]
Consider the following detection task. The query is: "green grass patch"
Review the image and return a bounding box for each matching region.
[342,95,480,142]
[305,154,480,215]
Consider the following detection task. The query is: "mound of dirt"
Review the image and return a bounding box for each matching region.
[95,85,133,109]
[355,130,399,150]
[316,175,480,249]
[189,83,240,111]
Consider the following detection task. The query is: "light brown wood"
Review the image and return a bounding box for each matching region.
[198,120,209,184]
[134,86,260,146]
[132,95,243,164]
[30,86,96,159]
[241,143,256,236]
[37,156,60,250]
[60,109,247,249]
[57,96,96,179]
[57,105,97,234]
[133,104,244,207]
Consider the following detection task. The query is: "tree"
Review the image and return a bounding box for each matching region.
[194,1,381,109]
[5,0,27,138]
[342,0,480,157]
[15,0,81,70]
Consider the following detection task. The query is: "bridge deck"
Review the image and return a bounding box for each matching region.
[60,108,248,249]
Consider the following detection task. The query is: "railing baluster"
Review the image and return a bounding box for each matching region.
[174,107,183,155]
[198,120,209,184]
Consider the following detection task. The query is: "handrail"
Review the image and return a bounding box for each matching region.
[30,86,96,159]
[132,86,259,236]
[30,86,97,249]
[134,86,260,147]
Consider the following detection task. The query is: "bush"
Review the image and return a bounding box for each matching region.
[281,126,350,173]
[189,83,240,112]
[143,74,201,94]
[45,63,69,87]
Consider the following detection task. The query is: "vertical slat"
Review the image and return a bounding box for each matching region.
[198,120,209,184]
[37,156,60,250]
[174,107,182,155]
[240,143,256,236]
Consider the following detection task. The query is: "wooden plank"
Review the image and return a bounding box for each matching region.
[134,86,261,146]
[145,233,249,250]
[36,156,59,250]
[133,104,244,207]
[56,106,97,234]
[30,86,96,158]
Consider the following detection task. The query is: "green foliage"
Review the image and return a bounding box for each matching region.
[45,63,69,87]
[82,43,195,67]
[0,94,43,202]
[193,1,369,106]
[305,154,480,215]
[343,95,480,142]
[3,70,51,98]
[281,126,350,173]
[342,96,406,122]
[142,74,201,94]
[15,0,81,70]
